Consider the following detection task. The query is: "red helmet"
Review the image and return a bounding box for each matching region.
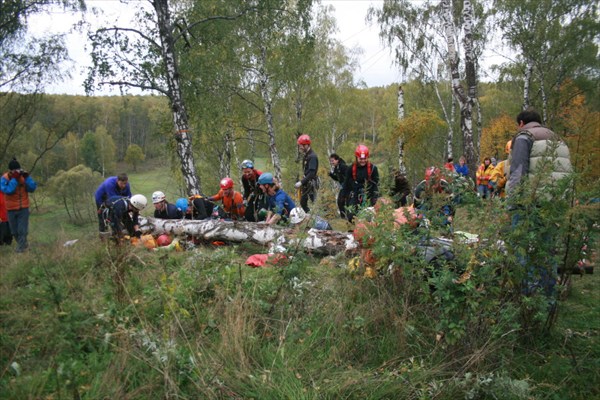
[355,144,369,159]
[297,134,311,145]
[157,234,172,247]
[220,177,234,189]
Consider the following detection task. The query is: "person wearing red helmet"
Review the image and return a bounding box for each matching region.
[208,177,245,220]
[341,144,380,222]
[295,134,319,212]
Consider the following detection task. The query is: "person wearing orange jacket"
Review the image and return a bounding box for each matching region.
[476,157,494,199]
[0,158,37,252]
[208,177,246,220]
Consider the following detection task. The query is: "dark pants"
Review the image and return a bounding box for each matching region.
[8,208,29,252]
[336,192,347,219]
[98,209,107,232]
[300,183,316,213]
[0,221,12,245]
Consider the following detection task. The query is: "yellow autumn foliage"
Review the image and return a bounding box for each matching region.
[480,114,515,162]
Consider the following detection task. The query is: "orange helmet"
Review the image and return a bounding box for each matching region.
[157,234,172,247]
[220,177,234,190]
[505,140,512,154]
[297,134,311,145]
[355,144,369,159]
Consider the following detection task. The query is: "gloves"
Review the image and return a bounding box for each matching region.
[294,181,302,189]
[134,230,142,238]
[21,171,29,179]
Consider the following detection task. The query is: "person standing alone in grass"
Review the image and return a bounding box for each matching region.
[0,158,37,252]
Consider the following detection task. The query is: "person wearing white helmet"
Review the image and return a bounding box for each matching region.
[289,207,332,230]
[152,190,182,219]
[100,194,147,240]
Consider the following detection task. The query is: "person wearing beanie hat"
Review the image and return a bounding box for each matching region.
[1,158,37,252]
[8,159,20,171]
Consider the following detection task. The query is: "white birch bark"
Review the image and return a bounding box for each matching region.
[139,217,358,255]
[397,85,407,175]
[442,0,477,176]
[154,0,201,195]
[258,44,283,182]
[523,59,533,111]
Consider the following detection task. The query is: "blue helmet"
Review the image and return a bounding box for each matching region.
[241,159,254,169]
[175,197,189,212]
[257,172,274,185]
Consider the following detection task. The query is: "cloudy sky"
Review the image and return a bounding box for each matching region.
[29,0,398,95]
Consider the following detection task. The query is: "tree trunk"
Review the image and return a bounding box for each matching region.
[523,59,533,111]
[443,0,477,177]
[462,0,479,169]
[258,44,283,182]
[139,217,358,255]
[397,85,407,175]
[154,0,201,196]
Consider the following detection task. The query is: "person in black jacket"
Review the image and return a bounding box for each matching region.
[101,194,147,239]
[342,144,379,222]
[152,191,182,219]
[389,169,411,208]
[328,153,348,218]
[294,134,319,212]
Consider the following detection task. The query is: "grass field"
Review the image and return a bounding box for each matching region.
[1,164,598,399]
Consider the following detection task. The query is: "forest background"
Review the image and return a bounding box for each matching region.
[1,0,599,399]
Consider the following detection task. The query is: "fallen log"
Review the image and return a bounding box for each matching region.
[139,217,358,255]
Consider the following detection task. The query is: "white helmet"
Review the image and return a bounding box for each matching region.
[130,194,148,211]
[152,191,166,204]
[289,207,306,224]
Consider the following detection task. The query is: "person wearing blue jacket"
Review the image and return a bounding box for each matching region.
[257,173,296,225]
[1,158,37,252]
[95,174,131,233]
[454,156,469,177]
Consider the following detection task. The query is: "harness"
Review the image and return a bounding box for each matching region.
[352,162,372,181]
[100,197,128,228]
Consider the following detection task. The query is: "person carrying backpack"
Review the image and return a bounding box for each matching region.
[341,144,379,222]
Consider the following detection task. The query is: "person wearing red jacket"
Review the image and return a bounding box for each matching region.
[0,158,37,252]
[0,191,13,245]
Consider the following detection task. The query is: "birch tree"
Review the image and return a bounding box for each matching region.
[492,0,599,125]
[86,0,204,194]
[371,0,486,174]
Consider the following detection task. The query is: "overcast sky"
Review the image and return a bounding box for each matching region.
[29,0,398,95]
